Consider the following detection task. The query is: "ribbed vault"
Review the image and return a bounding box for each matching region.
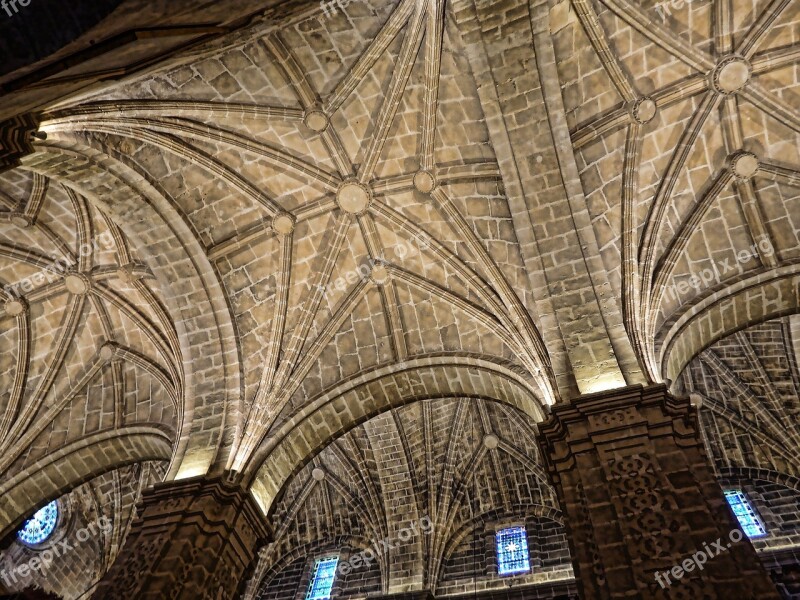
[0,0,796,595]
[553,0,800,380]
[28,0,560,487]
[244,398,566,598]
[680,316,800,478]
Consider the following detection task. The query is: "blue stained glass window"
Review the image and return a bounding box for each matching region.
[306,556,339,600]
[17,501,58,546]
[725,490,767,538]
[496,526,531,576]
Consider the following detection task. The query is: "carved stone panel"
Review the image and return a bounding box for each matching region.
[537,384,780,599]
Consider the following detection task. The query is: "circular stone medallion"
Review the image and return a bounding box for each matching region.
[336,181,372,215]
[730,151,759,179]
[413,170,437,193]
[99,343,116,361]
[712,57,751,94]
[5,299,26,316]
[371,264,389,285]
[483,434,499,449]
[272,213,295,236]
[631,97,657,124]
[304,109,329,133]
[65,273,89,295]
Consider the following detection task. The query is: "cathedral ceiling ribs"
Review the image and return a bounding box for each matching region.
[788,315,800,393]
[0,460,163,597]
[425,401,557,594]
[0,180,178,470]
[660,266,800,381]
[245,397,555,598]
[718,466,800,492]
[9,142,241,482]
[682,318,800,476]
[248,358,546,518]
[0,158,186,538]
[0,426,171,539]
[36,0,558,481]
[700,349,798,457]
[564,0,799,384]
[0,0,796,542]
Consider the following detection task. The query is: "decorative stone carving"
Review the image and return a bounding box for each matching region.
[711,56,752,94]
[730,151,760,180]
[304,108,329,133]
[336,180,372,215]
[413,170,437,193]
[272,213,295,236]
[537,384,781,599]
[92,477,271,600]
[630,97,657,124]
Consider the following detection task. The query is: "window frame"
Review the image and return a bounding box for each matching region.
[724,489,768,539]
[495,524,532,577]
[17,500,60,547]
[304,555,340,600]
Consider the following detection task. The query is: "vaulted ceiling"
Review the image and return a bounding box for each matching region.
[0,0,797,595]
[681,315,800,477]
[244,399,564,598]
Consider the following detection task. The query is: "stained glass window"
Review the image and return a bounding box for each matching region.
[17,501,58,546]
[496,526,531,576]
[305,556,339,600]
[725,490,767,538]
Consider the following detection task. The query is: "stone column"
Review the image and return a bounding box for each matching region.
[92,477,271,600]
[537,384,780,599]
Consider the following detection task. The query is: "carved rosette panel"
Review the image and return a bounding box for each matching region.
[92,478,271,600]
[574,480,607,595]
[538,384,781,599]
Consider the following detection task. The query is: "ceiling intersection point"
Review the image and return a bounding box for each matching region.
[630,96,657,125]
[483,434,499,449]
[99,343,117,362]
[729,151,760,180]
[65,272,91,295]
[0,2,798,594]
[711,56,752,95]
[271,213,295,236]
[4,298,27,316]
[413,169,437,193]
[371,263,389,285]
[303,107,329,133]
[336,179,373,215]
